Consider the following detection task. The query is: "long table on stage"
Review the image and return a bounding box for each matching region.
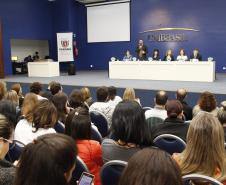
[109,61,215,82]
[28,61,60,77]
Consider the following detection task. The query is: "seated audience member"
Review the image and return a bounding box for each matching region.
[108,86,122,106]
[89,86,114,127]
[152,48,161,61]
[30,82,46,100]
[15,99,56,145]
[193,91,218,117]
[151,100,189,141]
[123,87,140,105]
[69,89,84,109]
[145,90,168,120]
[50,82,62,95]
[0,100,17,127]
[217,101,226,142]
[41,81,57,100]
[11,83,24,108]
[163,49,175,61]
[14,134,77,185]
[173,112,226,184]
[102,101,151,163]
[65,107,103,185]
[0,81,7,101]
[80,87,93,107]
[123,50,133,61]
[52,92,70,124]
[176,48,188,61]
[0,114,16,185]
[119,148,183,185]
[4,90,19,112]
[176,88,192,120]
[190,48,202,61]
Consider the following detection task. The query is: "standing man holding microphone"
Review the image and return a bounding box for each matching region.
[136,39,148,61]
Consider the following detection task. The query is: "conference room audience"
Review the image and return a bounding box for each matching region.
[65,107,103,185]
[123,50,133,61]
[176,48,188,61]
[119,148,183,185]
[11,83,24,108]
[173,112,226,184]
[151,100,189,141]
[163,49,175,61]
[30,82,46,100]
[102,101,151,163]
[107,86,122,107]
[176,88,193,120]
[14,134,77,185]
[69,89,84,109]
[52,92,70,124]
[0,100,17,127]
[145,90,168,120]
[15,99,56,145]
[152,48,161,61]
[89,86,114,127]
[80,87,93,107]
[0,81,7,100]
[217,101,226,142]
[190,48,202,61]
[135,39,148,61]
[0,114,15,185]
[123,87,140,105]
[193,91,218,117]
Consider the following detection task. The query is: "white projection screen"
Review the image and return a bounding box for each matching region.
[87,1,130,43]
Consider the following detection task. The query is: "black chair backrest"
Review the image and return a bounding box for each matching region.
[153,134,186,155]
[90,110,109,137]
[70,156,89,185]
[182,174,223,185]
[5,140,25,162]
[54,120,65,134]
[100,160,127,185]
[143,106,152,112]
[91,126,103,143]
[146,116,164,133]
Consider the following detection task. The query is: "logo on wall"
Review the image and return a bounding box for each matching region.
[140,27,199,42]
[61,40,69,48]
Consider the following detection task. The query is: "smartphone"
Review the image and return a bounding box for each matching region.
[78,172,94,185]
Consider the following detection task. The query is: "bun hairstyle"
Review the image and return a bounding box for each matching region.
[166,100,183,118]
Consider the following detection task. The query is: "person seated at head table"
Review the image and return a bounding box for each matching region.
[123,50,133,61]
[190,48,202,61]
[177,48,188,61]
[163,49,175,61]
[152,49,161,61]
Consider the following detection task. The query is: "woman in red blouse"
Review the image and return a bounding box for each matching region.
[65,106,103,185]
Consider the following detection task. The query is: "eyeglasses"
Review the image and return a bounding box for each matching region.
[0,137,13,144]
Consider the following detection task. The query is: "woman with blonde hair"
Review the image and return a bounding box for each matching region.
[0,81,7,101]
[80,87,93,107]
[123,88,140,104]
[4,90,19,106]
[173,112,226,184]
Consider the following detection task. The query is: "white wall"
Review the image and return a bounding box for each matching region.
[10,39,49,61]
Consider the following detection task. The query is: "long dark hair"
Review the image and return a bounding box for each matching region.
[65,107,91,140]
[14,134,77,185]
[111,100,151,146]
[119,148,183,185]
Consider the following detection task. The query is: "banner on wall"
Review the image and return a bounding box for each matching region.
[57,32,74,62]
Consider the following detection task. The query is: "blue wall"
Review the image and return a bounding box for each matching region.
[75,0,226,72]
[1,0,226,74]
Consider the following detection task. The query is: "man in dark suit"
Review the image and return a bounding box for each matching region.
[190,48,202,61]
[135,39,148,61]
[151,100,189,142]
[176,88,193,121]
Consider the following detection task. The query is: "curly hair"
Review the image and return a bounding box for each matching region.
[198,91,217,112]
